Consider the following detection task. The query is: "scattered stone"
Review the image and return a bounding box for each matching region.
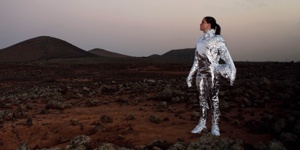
[118,135,125,140]
[91,121,106,133]
[37,148,62,150]
[167,141,186,150]
[65,135,92,150]
[86,99,99,107]
[16,142,30,150]
[70,119,80,126]
[83,86,90,92]
[259,77,271,86]
[149,115,160,124]
[146,79,156,84]
[251,142,268,150]
[162,103,171,110]
[272,118,286,134]
[94,143,117,150]
[100,115,113,123]
[116,97,129,105]
[143,140,169,150]
[102,100,110,105]
[155,86,173,101]
[125,114,135,121]
[186,133,243,150]
[279,132,298,143]
[267,140,286,150]
[171,96,181,103]
[46,100,72,110]
[94,143,133,150]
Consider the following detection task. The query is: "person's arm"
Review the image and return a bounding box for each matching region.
[186,50,199,87]
[217,38,236,86]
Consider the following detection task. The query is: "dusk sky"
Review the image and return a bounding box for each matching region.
[1,0,300,61]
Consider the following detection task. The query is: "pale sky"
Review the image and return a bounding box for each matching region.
[1,0,300,61]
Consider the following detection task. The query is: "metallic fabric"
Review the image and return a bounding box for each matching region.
[191,107,207,133]
[187,29,236,135]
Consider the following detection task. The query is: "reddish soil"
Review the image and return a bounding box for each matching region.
[0,63,282,149]
[0,102,274,149]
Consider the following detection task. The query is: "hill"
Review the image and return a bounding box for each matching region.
[161,48,195,63]
[144,48,195,64]
[0,36,97,63]
[89,48,131,58]
[0,36,196,64]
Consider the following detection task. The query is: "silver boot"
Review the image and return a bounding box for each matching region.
[211,123,220,136]
[191,118,207,133]
[191,108,207,133]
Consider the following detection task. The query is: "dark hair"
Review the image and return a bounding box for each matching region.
[204,16,221,35]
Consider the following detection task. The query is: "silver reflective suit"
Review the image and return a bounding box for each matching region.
[186,29,236,136]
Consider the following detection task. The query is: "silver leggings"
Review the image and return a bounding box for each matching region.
[196,74,220,125]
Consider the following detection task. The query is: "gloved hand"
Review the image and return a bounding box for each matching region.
[229,74,235,86]
[186,76,192,87]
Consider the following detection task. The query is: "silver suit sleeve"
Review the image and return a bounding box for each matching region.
[186,50,199,87]
[217,41,236,86]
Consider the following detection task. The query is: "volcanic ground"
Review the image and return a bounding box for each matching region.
[0,62,299,150]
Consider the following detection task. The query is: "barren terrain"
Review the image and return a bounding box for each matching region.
[0,62,299,150]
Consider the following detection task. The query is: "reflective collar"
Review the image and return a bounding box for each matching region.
[203,29,215,40]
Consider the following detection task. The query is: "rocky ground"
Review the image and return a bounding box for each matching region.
[0,62,299,150]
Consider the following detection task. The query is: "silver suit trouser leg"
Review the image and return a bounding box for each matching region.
[211,75,220,136]
[191,77,209,133]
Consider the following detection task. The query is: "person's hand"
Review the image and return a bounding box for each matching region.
[186,76,192,87]
[229,74,235,86]
[187,82,192,88]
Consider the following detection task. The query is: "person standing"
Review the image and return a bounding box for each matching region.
[186,16,236,136]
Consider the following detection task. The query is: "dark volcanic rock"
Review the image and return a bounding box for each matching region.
[266,140,286,150]
[186,133,243,150]
[65,135,92,149]
[167,141,186,150]
[86,99,99,107]
[251,142,268,150]
[125,114,136,121]
[46,100,72,110]
[94,143,117,150]
[272,118,286,134]
[279,132,298,143]
[16,142,30,150]
[143,140,170,150]
[149,115,160,124]
[100,115,113,123]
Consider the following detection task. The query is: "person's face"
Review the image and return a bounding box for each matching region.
[200,18,211,32]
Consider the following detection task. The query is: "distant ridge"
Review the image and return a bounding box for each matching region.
[0,36,97,63]
[0,36,196,64]
[160,48,195,63]
[89,48,131,58]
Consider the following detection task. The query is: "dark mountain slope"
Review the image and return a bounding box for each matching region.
[0,36,97,62]
[89,48,131,58]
